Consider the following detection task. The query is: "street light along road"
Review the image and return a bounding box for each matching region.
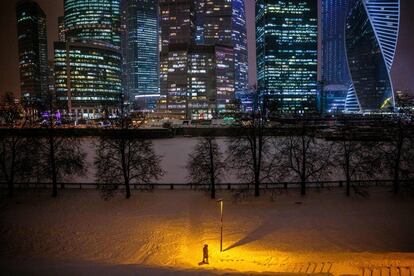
[217,199,223,252]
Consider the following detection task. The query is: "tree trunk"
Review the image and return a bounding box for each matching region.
[8,142,16,198]
[301,135,307,196]
[393,126,403,194]
[208,139,216,199]
[125,178,131,199]
[345,153,351,197]
[254,174,260,197]
[49,134,57,197]
[8,180,13,198]
[300,176,306,196]
[121,139,130,199]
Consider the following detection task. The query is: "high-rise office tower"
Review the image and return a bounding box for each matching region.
[159,0,235,119]
[58,16,66,42]
[55,0,123,118]
[159,0,195,50]
[64,0,121,47]
[120,0,128,100]
[196,0,248,96]
[16,0,49,110]
[256,0,318,114]
[54,42,122,117]
[159,0,192,117]
[158,44,234,119]
[321,0,350,113]
[345,0,400,113]
[122,0,159,110]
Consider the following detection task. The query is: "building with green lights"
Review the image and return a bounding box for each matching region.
[64,0,121,47]
[256,0,318,114]
[16,0,49,111]
[54,41,122,118]
[55,0,123,118]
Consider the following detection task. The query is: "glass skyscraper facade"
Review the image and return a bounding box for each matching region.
[122,0,159,110]
[195,0,248,96]
[55,0,123,117]
[256,0,318,114]
[159,0,195,118]
[64,0,121,47]
[16,0,49,110]
[345,0,400,113]
[158,44,234,119]
[58,16,66,42]
[321,0,350,113]
[159,0,236,119]
[54,42,122,118]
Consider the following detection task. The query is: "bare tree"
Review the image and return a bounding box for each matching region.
[35,135,87,197]
[187,136,226,199]
[381,120,414,194]
[34,90,86,197]
[333,126,382,196]
[271,124,333,196]
[95,133,163,199]
[94,98,163,199]
[0,93,37,196]
[226,98,268,197]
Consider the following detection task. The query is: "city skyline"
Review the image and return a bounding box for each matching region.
[0,0,413,98]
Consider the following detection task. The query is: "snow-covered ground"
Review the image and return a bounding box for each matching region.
[0,188,413,275]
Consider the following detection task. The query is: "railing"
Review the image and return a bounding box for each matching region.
[0,179,412,191]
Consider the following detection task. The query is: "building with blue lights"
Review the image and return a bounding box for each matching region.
[64,0,121,47]
[16,0,49,111]
[256,0,318,114]
[122,0,159,110]
[321,0,350,114]
[195,0,248,96]
[345,0,400,113]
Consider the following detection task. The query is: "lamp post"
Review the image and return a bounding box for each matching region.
[217,199,223,252]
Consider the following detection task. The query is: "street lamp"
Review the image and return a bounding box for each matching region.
[217,199,223,252]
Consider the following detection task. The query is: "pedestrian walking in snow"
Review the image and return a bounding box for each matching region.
[202,244,209,264]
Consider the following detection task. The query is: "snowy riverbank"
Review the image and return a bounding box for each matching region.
[1,188,413,275]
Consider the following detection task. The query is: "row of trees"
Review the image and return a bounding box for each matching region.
[0,95,413,199]
[188,123,414,198]
[187,122,414,199]
[0,95,163,199]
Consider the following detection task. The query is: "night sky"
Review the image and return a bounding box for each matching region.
[0,0,413,97]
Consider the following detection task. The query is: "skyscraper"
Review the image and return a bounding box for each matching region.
[159,0,195,50]
[321,0,350,113]
[64,0,121,47]
[159,0,235,119]
[16,0,49,110]
[54,42,122,117]
[55,0,123,117]
[345,0,400,113]
[58,16,66,42]
[122,0,159,110]
[256,0,318,114]
[159,0,194,118]
[158,44,234,119]
[196,0,248,96]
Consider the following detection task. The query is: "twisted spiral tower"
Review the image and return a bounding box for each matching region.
[345,0,400,113]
